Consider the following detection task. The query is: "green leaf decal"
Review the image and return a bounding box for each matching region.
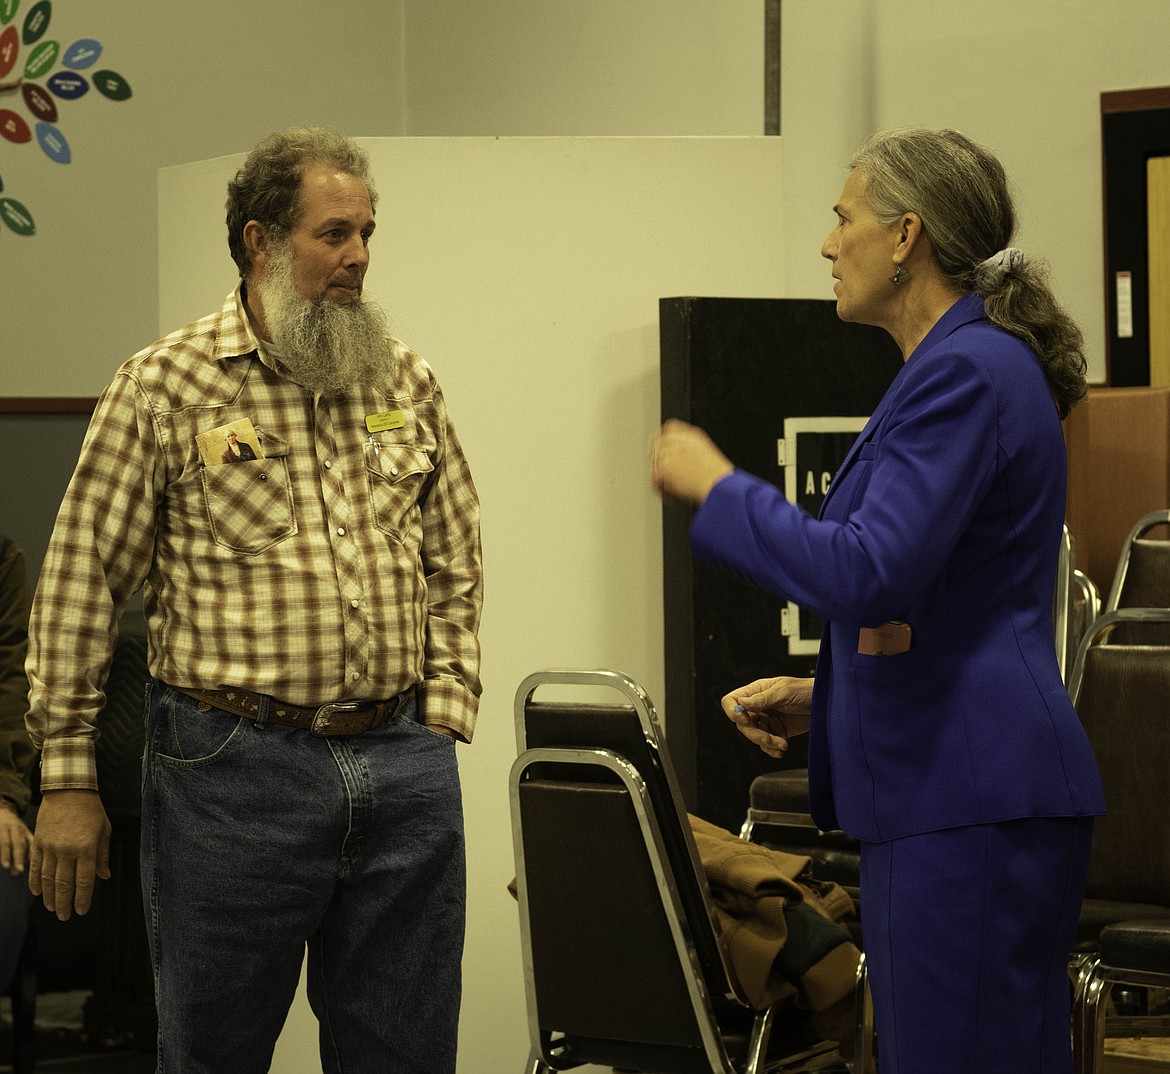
[0,197,36,235]
[92,68,131,101]
[24,38,58,79]
[22,1,51,46]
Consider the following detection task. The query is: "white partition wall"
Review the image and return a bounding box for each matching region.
[158,136,786,1073]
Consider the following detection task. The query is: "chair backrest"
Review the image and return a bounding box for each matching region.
[94,622,150,818]
[1068,610,1170,905]
[1104,511,1170,643]
[511,669,743,1073]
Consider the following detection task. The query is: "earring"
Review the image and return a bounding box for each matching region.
[890,265,910,286]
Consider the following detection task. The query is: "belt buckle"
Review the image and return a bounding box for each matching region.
[311,700,365,736]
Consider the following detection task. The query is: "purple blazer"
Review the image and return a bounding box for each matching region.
[690,294,1105,842]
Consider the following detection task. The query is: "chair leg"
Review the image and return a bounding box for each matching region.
[1072,957,1110,1074]
[9,924,37,1074]
[849,952,875,1074]
[525,1046,553,1074]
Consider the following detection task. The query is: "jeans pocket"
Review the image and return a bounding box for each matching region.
[155,691,248,768]
[411,721,457,746]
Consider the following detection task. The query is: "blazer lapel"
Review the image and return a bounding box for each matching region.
[818,294,988,520]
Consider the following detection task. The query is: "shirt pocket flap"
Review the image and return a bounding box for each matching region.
[256,430,290,459]
[367,444,434,484]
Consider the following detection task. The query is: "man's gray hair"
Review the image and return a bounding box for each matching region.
[225,127,378,278]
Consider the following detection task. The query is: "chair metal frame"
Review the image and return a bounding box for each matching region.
[1054,523,1075,680]
[1072,943,1170,1074]
[1066,606,1170,701]
[1072,569,1101,632]
[511,669,866,1074]
[1055,525,1102,683]
[1103,508,1170,613]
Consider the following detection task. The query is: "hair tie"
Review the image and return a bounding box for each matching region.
[978,247,1023,284]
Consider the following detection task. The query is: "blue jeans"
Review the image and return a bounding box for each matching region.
[140,681,465,1074]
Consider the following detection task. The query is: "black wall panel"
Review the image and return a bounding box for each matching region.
[659,297,902,831]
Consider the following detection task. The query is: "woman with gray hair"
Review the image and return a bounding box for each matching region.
[651,128,1104,1072]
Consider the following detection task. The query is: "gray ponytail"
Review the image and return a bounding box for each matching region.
[851,128,1087,418]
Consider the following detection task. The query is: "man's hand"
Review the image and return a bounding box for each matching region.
[0,801,33,877]
[721,676,814,759]
[28,789,111,920]
[650,420,734,506]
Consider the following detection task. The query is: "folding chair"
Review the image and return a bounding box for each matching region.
[511,669,869,1074]
[1072,919,1170,1074]
[1065,609,1170,1072]
[1066,608,1170,942]
[1103,509,1170,643]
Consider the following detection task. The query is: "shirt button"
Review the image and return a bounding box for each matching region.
[337,527,346,536]
[390,466,399,476]
[324,460,333,470]
[351,672,360,681]
[350,598,360,608]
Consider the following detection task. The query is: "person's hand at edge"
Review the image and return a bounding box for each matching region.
[0,800,33,877]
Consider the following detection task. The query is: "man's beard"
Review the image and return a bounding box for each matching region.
[255,246,395,394]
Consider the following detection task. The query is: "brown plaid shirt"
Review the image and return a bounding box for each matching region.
[27,286,482,791]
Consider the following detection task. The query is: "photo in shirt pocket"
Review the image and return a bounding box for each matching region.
[196,417,266,468]
[200,430,296,554]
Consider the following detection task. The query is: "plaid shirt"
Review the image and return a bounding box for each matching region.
[27,286,482,791]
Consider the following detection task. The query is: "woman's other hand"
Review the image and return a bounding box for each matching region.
[721,676,814,758]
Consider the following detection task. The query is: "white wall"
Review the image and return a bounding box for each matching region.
[160,135,786,1074]
[10,0,1166,395]
[400,0,762,136]
[775,0,1170,385]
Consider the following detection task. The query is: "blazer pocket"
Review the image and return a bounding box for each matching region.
[849,640,925,676]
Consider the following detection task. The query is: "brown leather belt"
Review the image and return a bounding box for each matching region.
[175,684,416,736]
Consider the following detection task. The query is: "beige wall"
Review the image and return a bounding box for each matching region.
[8,0,1168,397]
[7,2,1170,1072]
[1,0,407,397]
[400,0,762,135]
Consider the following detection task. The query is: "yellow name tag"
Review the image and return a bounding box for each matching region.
[365,410,405,433]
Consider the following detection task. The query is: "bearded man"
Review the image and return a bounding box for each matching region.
[25,128,482,1074]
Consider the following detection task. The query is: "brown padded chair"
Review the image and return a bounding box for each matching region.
[1072,918,1170,1074]
[1066,609,1170,947]
[1103,509,1170,643]
[1068,609,1170,1072]
[510,669,872,1074]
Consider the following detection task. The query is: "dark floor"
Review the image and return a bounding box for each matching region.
[0,991,154,1074]
[0,1047,154,1073]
